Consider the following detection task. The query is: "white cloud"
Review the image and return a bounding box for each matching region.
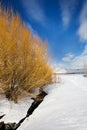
[77,1,87,41]
[62,53,74,62]
[22,0,46,25]
[61,45,87,68]
[78,22,87,41]
[82,44,87,55]
[72,55,87,68]
[61,8,70,27]
[59,0,76,28]
[71,45,87,68]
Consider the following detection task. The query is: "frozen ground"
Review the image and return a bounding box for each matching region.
[0,74,87,130]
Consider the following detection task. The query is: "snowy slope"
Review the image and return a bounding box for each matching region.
[0,75,87,130]
[18,75,87,130]
[0,97,33,123]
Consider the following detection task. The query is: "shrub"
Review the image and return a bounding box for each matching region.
[0,8,52,102]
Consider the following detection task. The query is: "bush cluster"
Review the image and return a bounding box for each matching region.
[0,9,52,102]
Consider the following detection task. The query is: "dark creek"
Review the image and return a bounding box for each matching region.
[0,91,47,130]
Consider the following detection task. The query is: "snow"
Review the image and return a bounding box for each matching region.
[0,97,33,123]
[0,74,87,130]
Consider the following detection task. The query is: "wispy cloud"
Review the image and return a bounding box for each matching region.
[62,45,87,68]
[82,44,87,55]
[71,45,87,68]
[22,0,46,25]
[77,1,87,41]
[26,23,37,37]
[59,0,77,28]
[62,53,74,62]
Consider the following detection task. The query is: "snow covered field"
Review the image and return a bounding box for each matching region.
[0,74,87,130]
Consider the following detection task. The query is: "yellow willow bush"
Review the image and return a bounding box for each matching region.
[0,9,52,102]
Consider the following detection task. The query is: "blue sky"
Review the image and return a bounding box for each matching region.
[1,0,87,68]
